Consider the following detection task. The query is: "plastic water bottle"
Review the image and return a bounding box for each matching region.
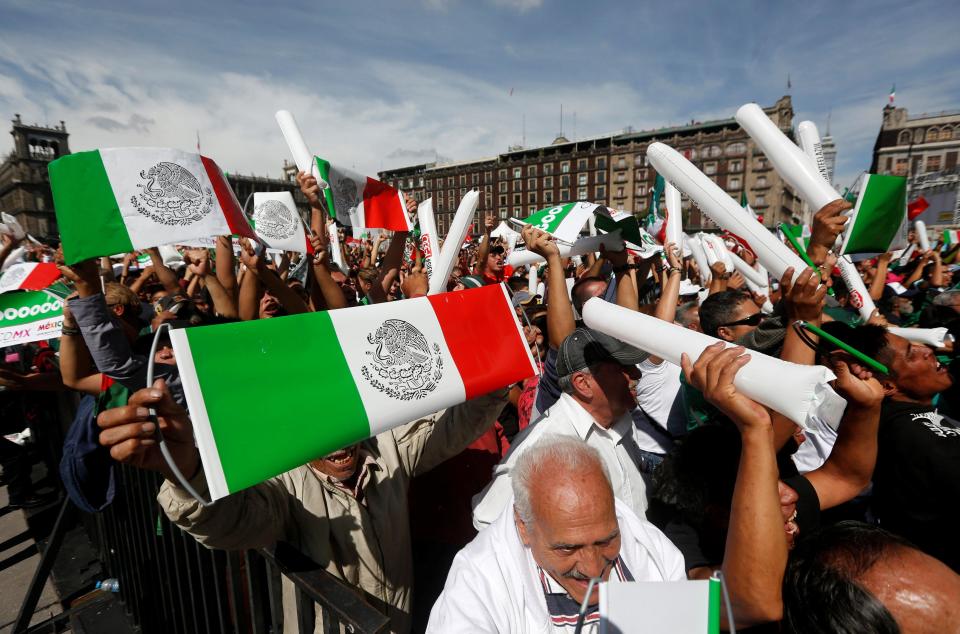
[96,578,120,593]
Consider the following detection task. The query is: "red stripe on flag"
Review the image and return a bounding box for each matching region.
[361,178,410,232]
[19,263,61,290]
[428,285,536,399]
[200,157,256,239]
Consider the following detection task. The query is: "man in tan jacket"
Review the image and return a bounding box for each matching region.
[97,378,508,634]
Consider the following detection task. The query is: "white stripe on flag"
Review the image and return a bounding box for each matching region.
[169,328,230,500]
[326,298,467,436]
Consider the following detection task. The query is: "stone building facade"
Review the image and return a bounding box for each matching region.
[380,96,801,234]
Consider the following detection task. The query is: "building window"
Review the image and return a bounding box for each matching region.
[528,206,536,214]
[927,128,940,143]
[634,153,644,165]
[578,174,588,185]
[682,147,698,160]
[544,164,554,176]
[527,178,537,190]
[418,177,424,187]
[485,171,492,181]
[499,169,507,179]
[756,195,766,206]
[728,176,741,190]
[499,194,507,206]
[617,187,624,197]
[704,162,717,175]
[636,185,646,196]
[543,176,554,188]
[514,179,522,191]
[898,130,912,145]
[514,207,522,216]
[459,175,466,186]
[596,171,606,184]
[940,127,954,141]
[513,193,522,204]
[426,179,433,188]
[755,157,768,169]
[544,190,554,203]
[894,158,908,175]
[485,184,492,193]
[513,167,522,178]
[527,165,537,176]
[560,174,571,187]
[561,161,570,173]
[726,142,746,156]
[485,192,492,207]
[636,168,647,180]
[499,206,508,216]
[499,182,508,193]
[616,157,627,169]
[447,177,454,187]
[578,187,587,199]
[577,158,588,170]
[472,174,479,185]
[708,145,722,158]
[946,151,958,170]
[757,175,767,187]
[729,160,743,172]
[528,192,537,204]
[926,155,942,172]
[596,185,606,198]
[560,189,570,201]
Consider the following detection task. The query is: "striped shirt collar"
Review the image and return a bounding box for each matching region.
[537,557,634,630]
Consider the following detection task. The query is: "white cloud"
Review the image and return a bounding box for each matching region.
[490,0,544,12]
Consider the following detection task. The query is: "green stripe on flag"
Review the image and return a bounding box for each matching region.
[48,150,134,264]
[841,174,907,254]
[184,311,370,494]
[315,157,336,220]
[708,578,721,634]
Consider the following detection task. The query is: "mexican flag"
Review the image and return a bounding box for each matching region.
[596,209,662,258]
[170,284,538,500]
[251,192,311,254]
[49,148,256,264]
[514,202,600,244]
[943,230,960,246]
[0,291,63,349]
[839,174,907,254]
[0,263,61,294]
[314,158,411,232]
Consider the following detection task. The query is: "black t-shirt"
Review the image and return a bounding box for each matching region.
[874,399,960,571]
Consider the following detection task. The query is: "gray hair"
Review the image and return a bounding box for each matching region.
[557,366,591,394]
[512,435,612,525]
[675,301,699,327]
[933,290,960,306]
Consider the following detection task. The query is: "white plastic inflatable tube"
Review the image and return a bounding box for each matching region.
[730,251,768,288]
[836,255,877,321]
[647,142,808,284]
[736,104,841,210]
[528,264,538,294]
[915,220,930,251]
[275,111,322,184]
[429,192,479,295]
[665,181,683,248]
[506,232,624,267]
[687,235,712,284]
[888,327,950,348]
[797,121,830,182]
[416,198,441,284]
[582,298,840,431]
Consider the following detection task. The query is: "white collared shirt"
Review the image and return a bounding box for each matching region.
[472,393,649,530]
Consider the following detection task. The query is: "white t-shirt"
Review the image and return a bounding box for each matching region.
[633,359,686,452]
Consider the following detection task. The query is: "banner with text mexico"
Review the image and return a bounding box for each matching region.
[0,292,64,348]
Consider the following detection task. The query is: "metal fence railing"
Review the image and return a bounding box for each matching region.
[17,461,389,634]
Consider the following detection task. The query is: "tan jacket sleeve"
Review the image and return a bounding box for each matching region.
[157,468,297,551]
[390,388,509,478]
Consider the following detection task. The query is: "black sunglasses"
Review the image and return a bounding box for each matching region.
[719,311,763,329]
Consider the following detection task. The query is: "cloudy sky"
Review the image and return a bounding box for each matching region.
[2,0,958,192]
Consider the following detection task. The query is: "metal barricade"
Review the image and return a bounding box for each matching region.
[91,464,390,634]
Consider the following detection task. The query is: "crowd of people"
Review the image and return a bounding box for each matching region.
[2,171,960,633]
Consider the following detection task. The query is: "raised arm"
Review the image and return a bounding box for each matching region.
[59,296,103,395]
[238,238,309,315]
[215,236,237,300]
[309,230,348,310]
[522,225,574,349]
[807,200,851,267]
[475,212,495,274]
[868,252,892,301]
[145,247,181,294]
[682,344,787,627]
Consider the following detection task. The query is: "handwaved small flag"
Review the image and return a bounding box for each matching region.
[839,174,907,254]
[0,263,61,294]
[49,148,256,264]
[315,158,411,232]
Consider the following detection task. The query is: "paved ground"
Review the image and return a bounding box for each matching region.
[0,470,62,634]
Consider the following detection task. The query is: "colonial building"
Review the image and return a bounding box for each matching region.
[380,96,801,234]
[871,104,960,228]
[0,115,71,238]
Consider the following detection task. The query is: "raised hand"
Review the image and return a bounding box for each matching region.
[296,170,324,209]
[810,200,851,252]
[782,266,827,323]
[521,225,559,260]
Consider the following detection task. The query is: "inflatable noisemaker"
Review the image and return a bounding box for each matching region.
[686,235,712,284]
[527,263,538,293]
[736,104,841,210]
[915,220,930,251]
[836,255,876,321]
[506,232,624,267]
[276,110,324,185]
[888,327,951,348]
[729,250,767,287]
[700,233,734,271]
[428,191,479,295]
[664,181,683,248]
[416,198,441,285]
[647,143,808,284]
[582,298,840,430]
[797,121,830,182]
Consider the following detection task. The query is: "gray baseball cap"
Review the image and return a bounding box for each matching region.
[556,328,649,377]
